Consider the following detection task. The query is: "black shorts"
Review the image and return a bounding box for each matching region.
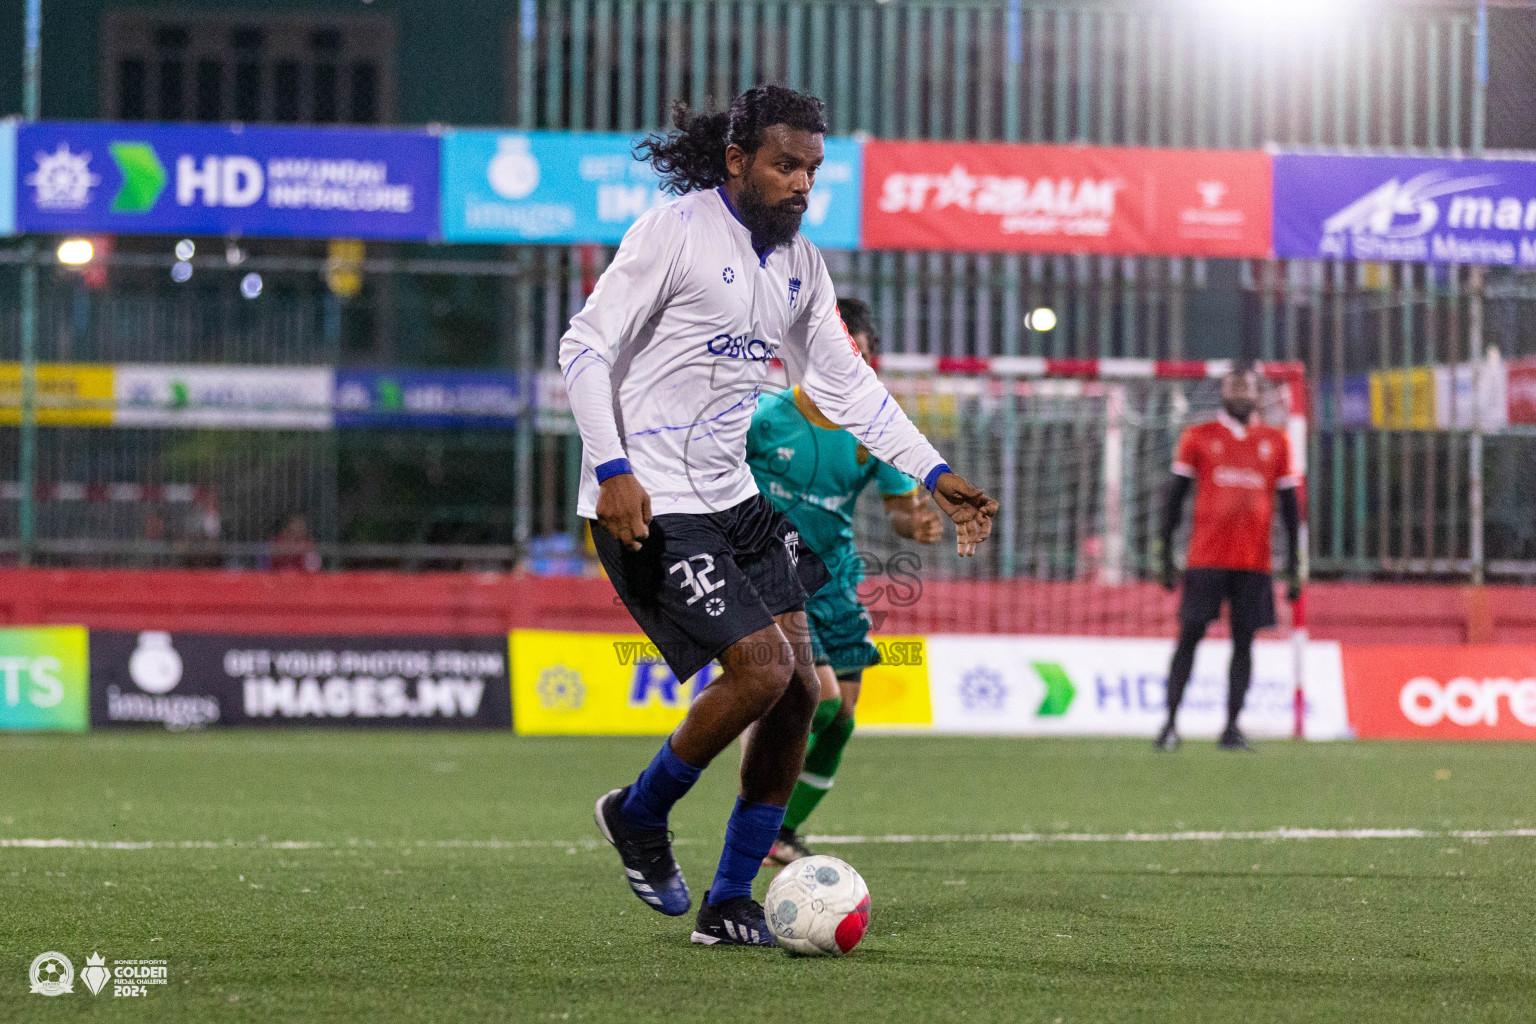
[589,493,831,685]
[1179,568,1277,632]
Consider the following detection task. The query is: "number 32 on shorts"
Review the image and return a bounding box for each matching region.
[669,554,724,605]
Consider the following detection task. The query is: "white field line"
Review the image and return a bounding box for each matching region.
[4,828,1536,852]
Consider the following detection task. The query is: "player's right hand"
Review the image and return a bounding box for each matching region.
[597,474,652,551]
[1160,557,1178,592]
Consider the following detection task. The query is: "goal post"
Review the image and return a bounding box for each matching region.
[869,355,1311,738]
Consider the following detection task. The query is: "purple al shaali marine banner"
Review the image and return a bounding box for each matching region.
[1274,153,1536,267]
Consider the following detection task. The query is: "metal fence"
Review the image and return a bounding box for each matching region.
[5,0,1536,579]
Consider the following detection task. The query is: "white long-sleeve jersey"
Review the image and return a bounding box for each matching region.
[558,186,948,519]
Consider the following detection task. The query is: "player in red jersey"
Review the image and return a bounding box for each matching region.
[1156,366,1301,752]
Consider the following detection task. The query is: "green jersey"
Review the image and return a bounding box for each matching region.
[746,386,920,586]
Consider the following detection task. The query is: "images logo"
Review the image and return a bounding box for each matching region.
[129,632,183,694]
[487,136,540,200]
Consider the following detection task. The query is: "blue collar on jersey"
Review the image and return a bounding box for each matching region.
[716,186,776,267]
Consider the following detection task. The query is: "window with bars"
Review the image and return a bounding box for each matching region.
[101,10,396,125]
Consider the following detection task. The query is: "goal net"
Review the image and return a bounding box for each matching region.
[853,357,1309,640]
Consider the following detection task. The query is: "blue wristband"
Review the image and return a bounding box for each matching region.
[923,463,951,492]
[595,458,633,483]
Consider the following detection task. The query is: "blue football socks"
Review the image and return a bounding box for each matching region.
[709,797,787,904]
[620,738,702,832]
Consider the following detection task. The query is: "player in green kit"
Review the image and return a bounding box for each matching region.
[746,298,949,864]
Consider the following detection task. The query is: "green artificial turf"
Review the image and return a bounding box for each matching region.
[2,733,1534,1022]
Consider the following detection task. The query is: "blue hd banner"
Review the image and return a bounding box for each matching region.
[16,121,440,240]
[334,368,524,429]
[1274,153,1536,267]
[440,130,863,248]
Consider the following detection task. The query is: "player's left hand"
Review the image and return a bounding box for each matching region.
[932,473,998,558]
[909,504,943,546]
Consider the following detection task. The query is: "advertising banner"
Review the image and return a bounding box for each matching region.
[861,142,1271,257]
[1433,361,1507,432]
[17,121,439,240]
[924,635,1349,740]
[0,118,15,236]
[114,364,334,429]
[334,368,524,429]
[440,130,863,249]
[510,629,929,735]
[1342,646,1536,740]
[89,631,510,730]
[0,363,115,426]
[1274,153,1536,266]
[1506,356,1536,425]
[0,626,89,732]
[1369,367,1438,430]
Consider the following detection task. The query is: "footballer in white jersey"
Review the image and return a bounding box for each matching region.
[567,85,998,948]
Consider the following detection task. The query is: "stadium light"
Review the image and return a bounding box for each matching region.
[240,272,263,299]
[170,261,193,284]
[56,238,93,265]
[174,239,195,261]
[1027,307,1057,332]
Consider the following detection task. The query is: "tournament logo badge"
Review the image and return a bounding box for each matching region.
[29,951,73,996]
[81,953,110,996]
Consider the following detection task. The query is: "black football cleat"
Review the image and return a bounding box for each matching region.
[763,826,814,866]
[1218,726,1255,752]
[594,787,691,916]
[690,891,778,946]
[1153,723,1181,752]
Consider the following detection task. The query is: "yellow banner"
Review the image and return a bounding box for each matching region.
[1369,367,1436,430]
[0,363,115,426]
[510,629,932,736]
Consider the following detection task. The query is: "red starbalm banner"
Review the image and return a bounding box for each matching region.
[861,141,1273,258]
[1342,646,1536,741]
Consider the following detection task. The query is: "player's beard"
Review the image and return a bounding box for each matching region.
[1223,398,1256,422]
[738,177,806,249]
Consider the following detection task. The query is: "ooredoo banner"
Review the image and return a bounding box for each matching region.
[861,141,1272,257]
[89,631,510,730]
[1341,646,1536,740]
[17,121,439,240]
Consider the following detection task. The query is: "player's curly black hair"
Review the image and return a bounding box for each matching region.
[635,84,829,196]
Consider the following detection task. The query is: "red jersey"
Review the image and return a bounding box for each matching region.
[1173,412,1298,573]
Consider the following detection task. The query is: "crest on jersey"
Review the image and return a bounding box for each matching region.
[783,530,801,567]
[789,277,802,305]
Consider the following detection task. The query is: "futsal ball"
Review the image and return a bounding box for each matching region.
[765,855,871,956]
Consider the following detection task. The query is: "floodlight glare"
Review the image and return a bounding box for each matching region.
[240,272,263,299]
[170,261,193,284]
[57,238,94,265]
[1027,307,1058,332]
[174,239,196,261]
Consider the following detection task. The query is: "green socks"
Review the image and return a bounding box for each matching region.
[783,698,854,832]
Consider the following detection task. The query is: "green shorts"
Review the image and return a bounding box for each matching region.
[805,581,879,677]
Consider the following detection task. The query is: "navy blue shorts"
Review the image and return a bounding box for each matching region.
[589,493,831,684]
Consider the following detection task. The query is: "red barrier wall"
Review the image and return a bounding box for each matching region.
[1,568,1533,644]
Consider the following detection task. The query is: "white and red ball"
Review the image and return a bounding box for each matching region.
[764,855,871,956]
